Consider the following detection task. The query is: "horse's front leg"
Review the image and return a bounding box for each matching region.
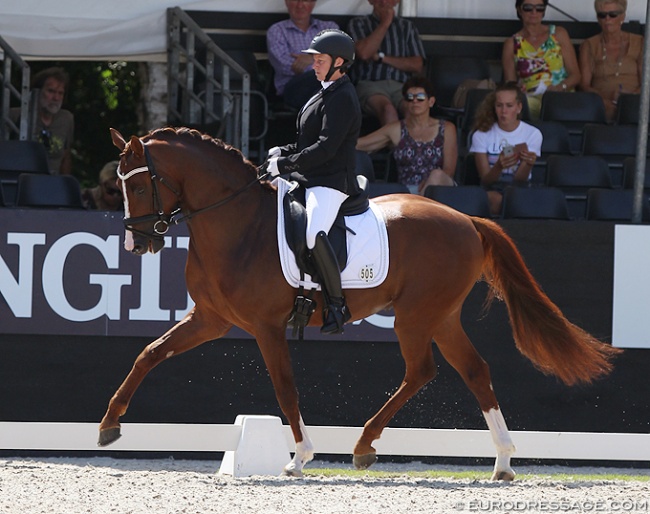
[255,328,314,477]
[98,309,231,446]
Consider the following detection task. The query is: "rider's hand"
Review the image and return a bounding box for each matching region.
[267,146,281,159]
[267,156,280,177]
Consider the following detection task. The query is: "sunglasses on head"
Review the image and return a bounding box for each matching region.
[404,92,428,102]
[597,10,622,19]
[521,3,546,13]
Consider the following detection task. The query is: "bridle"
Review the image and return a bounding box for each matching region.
[117,142,270,241]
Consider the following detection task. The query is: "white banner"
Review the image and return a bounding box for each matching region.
[612,224,650,348]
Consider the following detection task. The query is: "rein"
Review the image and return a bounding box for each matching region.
[117,141,270,240]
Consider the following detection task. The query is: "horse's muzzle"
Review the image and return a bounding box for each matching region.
[129,232,165,255]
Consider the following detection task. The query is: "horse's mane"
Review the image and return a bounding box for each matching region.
[145,126,256,168]
[139,126,276,192]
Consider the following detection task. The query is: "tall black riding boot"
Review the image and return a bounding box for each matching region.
[311,231,351,334]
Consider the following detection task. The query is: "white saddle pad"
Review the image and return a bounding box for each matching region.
[273,177,389,290]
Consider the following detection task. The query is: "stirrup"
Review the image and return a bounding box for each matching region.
[321,298,351,335]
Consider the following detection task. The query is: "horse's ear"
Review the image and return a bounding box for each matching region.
[129,135,145,158]
[110,128,126,151]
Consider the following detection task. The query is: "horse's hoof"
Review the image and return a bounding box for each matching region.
[353,453,377,470]
[281,467,303,478]
[97,427,122,447]
[491,469,516,481]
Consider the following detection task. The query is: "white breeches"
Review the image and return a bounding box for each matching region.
[305,186,349,249]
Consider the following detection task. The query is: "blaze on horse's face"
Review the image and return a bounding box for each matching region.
[111,128,166,255]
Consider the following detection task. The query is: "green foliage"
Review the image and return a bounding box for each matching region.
[31,60,142,187]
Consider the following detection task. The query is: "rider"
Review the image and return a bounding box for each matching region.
[266,29,361,335]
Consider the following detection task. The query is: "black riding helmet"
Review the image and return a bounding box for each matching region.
[302,29,355,82]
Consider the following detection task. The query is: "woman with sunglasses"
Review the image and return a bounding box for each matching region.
[579,0,643,122]
[502,0,581,119]
[469,82,543,216]
[355,76,458,194]
[81,161,123,211]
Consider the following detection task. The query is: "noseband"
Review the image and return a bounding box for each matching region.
[117,142,269,241]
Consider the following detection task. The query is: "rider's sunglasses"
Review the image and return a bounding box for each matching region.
[521,4,546,13]
[404,92,428,102]
[597,10,622,19]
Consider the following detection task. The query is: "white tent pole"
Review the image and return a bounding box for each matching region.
[399,0,417,17]
[632,1,650,223]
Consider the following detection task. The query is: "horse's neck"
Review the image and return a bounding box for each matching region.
[184,181,276,251]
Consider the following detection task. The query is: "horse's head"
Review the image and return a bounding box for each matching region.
[111,128,179,255]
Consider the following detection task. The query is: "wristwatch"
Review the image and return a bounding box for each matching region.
[377,52,385,63]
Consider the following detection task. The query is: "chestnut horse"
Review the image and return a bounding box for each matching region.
[99,127,620,480]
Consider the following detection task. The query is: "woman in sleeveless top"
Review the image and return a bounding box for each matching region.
[502,0,581,119]
[356,76,458,194]
[579,0,643,122]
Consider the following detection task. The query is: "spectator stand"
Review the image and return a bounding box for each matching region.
[177,9,634,170]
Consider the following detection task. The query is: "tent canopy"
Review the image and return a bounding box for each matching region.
[1,1,647,60]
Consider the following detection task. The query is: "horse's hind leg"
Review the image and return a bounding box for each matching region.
[353,323,437,470]
[433,317,516,481]
[98,310,230,446]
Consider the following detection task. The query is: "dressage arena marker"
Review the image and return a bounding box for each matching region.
[2,419,650,477]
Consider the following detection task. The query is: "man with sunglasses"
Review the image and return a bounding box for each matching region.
[10,67,74,175]
[502,0,581,119]
[347,0,425,126]
[579,0,643,122]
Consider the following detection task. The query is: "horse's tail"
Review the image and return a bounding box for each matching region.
[471,216,622,386]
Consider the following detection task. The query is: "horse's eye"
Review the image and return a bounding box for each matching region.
[135,186,146,196]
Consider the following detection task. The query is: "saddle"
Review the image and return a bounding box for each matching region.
[282,175,370,338]
[282,175,370,280]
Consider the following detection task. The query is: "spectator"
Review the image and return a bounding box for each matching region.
[81,161,123,211]
[502,0,581,119]
[11,67,74,175]
[356,76,457,193]
[469,82,543,215]
[579,0,643,122]
[267,0,338,109]
[347,0,425,126]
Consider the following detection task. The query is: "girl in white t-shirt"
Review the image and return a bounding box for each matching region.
[469,82,543,215]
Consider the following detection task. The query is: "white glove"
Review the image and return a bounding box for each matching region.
[267,156,280,177]
[267,146,281,159]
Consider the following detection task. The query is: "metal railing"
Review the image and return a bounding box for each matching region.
[167,7,269,159]
[0,34,31,141]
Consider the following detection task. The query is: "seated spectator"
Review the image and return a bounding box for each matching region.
[502,0,581,119]
[469,82,543,215]
[356,77,457,194]
[267,0,338,109]
[10,67,74,175]
[347,0,425,126]
[579,0,643,122]
[81,161,123,211]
